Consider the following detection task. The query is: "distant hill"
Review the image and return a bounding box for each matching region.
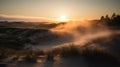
[0,21,59,29]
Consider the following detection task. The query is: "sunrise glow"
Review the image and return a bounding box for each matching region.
[59,15,69,22]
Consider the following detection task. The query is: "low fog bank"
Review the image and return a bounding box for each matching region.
[49,21,120,60]
[51,21,120,46]
[0,18,120,50]
[24,20,120,49]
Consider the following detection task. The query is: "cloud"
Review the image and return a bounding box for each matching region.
[0,14,55,22]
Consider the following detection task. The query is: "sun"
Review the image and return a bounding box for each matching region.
[59,15,69,22]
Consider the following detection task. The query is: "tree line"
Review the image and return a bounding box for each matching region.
[100,13,120,28]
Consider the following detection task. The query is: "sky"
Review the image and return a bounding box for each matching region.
[0,0,120,21]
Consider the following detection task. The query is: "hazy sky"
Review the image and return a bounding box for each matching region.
[0,0,120,20]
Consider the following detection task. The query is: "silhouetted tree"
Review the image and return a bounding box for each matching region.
[111,13,116,20]
[105,14,110,22]
[100,16,105,20]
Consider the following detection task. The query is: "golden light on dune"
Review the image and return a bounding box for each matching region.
[59,15,69,22]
